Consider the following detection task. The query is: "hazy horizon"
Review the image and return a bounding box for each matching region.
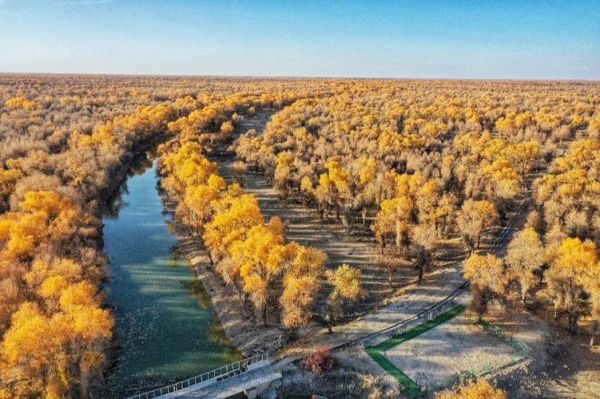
[1,72,599,82]
[1,0,599,80]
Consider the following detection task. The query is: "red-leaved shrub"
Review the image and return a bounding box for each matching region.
[301,348,335,374]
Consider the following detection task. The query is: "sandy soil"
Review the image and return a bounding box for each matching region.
[261,352,400,399]
[165,109,412,356]
[228,112,471,356]
[221,111,401,311]
[384,312,522,393]
[280,264,466,360]
[486,307,600,399]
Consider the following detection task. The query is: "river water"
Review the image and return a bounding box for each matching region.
[103,162,239,398]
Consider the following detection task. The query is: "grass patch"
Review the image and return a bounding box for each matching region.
[365,348,422,398]
[366,305,466,399]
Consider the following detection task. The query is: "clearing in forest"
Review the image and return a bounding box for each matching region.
[380,310,528,395]
[226,112,410,310]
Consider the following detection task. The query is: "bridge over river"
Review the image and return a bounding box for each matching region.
[124,276,471,399]
[125,353,281,399]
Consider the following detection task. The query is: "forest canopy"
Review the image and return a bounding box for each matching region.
[0,75,599,398]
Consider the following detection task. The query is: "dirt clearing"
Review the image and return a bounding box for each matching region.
[384,312,526,394]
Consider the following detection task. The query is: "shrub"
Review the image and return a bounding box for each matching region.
[301,348,335,374]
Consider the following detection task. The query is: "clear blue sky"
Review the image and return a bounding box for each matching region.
[0,0,598,79]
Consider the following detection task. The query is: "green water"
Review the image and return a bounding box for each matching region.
[103,162,239,398]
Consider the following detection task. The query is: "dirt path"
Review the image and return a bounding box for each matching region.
[172,109,390,356]
[221,111,398,310]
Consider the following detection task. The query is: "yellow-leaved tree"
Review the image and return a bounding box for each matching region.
[280,244,326,330]
[203,194,264,265]
[0,284,113,399]
[505,227,545,303]
[545,238,600,333]
[232,217,286,325]
[457,199,497,253]
[464,253,508,321]
[436,379,506,399]
[324,264,364,333]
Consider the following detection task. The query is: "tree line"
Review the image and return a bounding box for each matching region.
[234,80,600,337]
[0,75,363,398]
[158,94,364,332]
[0,77,598,397]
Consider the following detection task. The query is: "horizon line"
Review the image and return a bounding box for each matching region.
[1,71,599,83]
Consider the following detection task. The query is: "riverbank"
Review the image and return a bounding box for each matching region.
[102,163,242,398]
[166,207,285,356]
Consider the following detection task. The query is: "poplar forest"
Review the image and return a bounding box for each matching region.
[0,75,599,399]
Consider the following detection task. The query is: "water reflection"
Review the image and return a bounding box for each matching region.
[104,155,153,219]
[103,162,240,398]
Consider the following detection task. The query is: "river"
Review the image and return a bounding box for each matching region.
[103,161,239,398]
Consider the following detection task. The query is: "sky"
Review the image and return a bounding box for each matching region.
[0,0,598,79]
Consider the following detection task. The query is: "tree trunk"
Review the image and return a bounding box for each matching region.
[395,220,402,248]
[79,377,89,399]
[417,266,424,285]
[341,211,350,232]
[362,207,368,226]
[234,282,246,309]
[262,306,268,327]
[568,313,578,334]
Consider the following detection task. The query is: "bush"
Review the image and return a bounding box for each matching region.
[301,348,335,374]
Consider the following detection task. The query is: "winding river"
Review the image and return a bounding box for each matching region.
[103,161,239,398]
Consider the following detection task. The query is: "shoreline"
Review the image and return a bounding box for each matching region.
[161,195,285,357]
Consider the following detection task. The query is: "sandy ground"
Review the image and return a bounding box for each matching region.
[260,350,401,399]
[221,111,401,311]
[280,264,466,359]
[384,312,522,392]
[486,307,600,399]
[227,112,470,356]
[165,110,417,356]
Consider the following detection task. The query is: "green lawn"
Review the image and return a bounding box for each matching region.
[366,304,466,399]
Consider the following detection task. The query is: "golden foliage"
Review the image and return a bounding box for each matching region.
[436,379,506,399]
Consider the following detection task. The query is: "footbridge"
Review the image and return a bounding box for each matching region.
[125,353,281,399]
